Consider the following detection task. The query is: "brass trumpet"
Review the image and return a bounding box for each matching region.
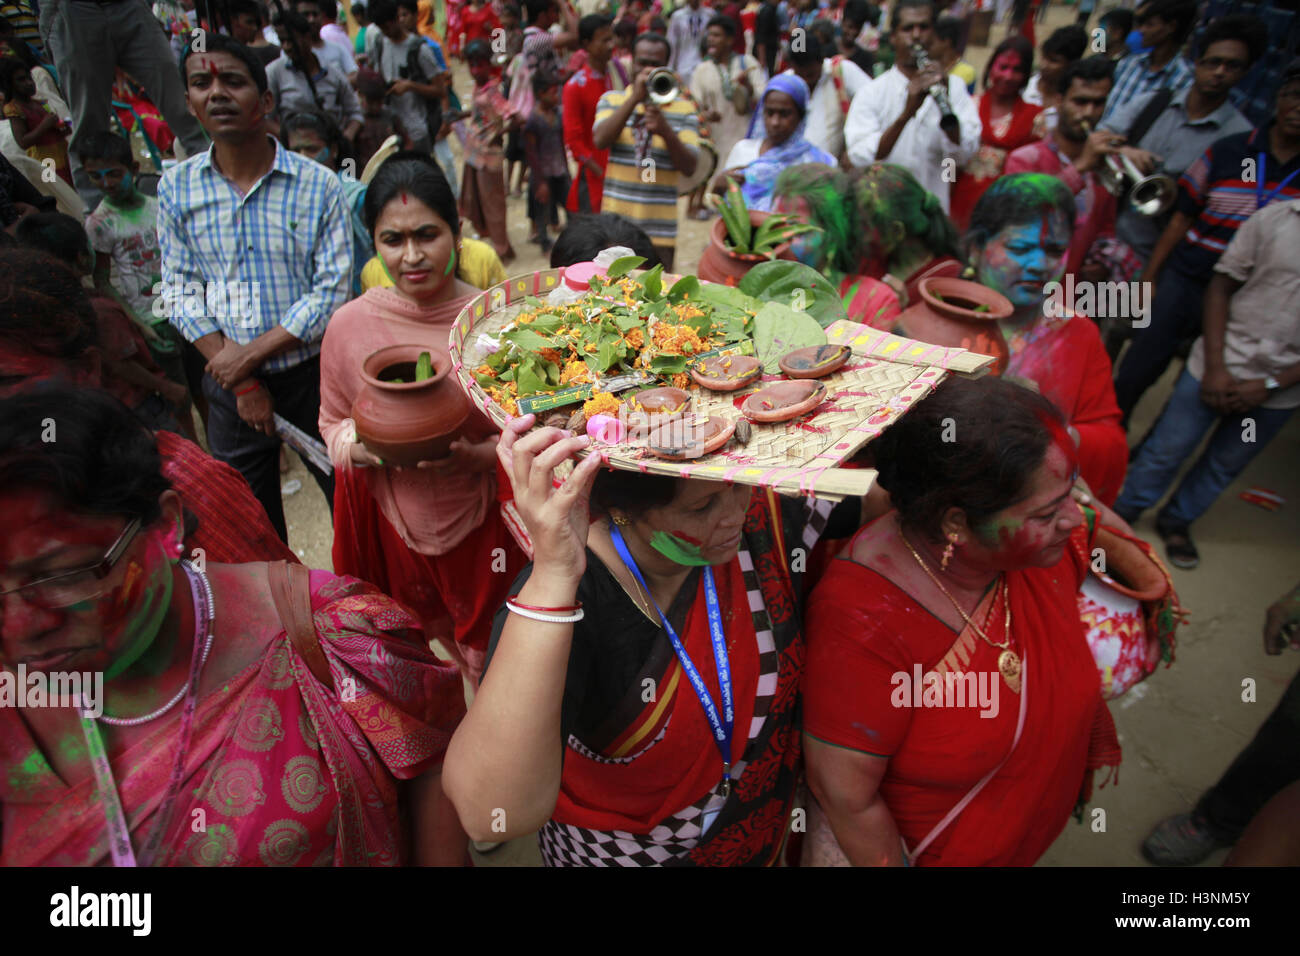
[646,68,679,106]
[1079,120,1177,218]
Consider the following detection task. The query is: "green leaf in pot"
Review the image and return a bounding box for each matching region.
[751,301,827,374]
[606,255,647,278]
[740,261,846,329]
[415,351,434,381]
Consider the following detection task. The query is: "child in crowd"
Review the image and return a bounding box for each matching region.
[79,131,195,414]
[460,39,517,262]
[355,68,412,169]
[15,211,192,436]
[0,55,69,183]
[500,3,527,196]
[523,69,569,253]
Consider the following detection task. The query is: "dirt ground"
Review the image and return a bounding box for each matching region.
[272,7,1300,866]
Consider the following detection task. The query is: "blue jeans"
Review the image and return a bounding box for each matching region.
[1115,368,1294,527]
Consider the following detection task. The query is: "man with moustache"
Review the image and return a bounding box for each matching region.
[843,0,980,215]
[1005,56,1118,281]
[156,36,351,543]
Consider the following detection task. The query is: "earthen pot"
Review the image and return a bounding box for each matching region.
[742,380,826,423]
[690,354,763,391]
[646,414,737,461]
[697,210,797,288]
[895,276,1013,374]
[351,344,470,466]
[779,344,851,379]
[628,386,690,416]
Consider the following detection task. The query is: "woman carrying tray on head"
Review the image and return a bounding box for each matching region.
[443,414,862,866]
[801,376,1125,866]
[319,153,527,688]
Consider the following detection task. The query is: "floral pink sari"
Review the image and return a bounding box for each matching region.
[1,571,466,866]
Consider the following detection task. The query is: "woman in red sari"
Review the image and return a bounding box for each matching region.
[949,36,1041,231]
[0,387,467,866]
[321,154,526,687]
[967,172,1127,504]
[802,376,1123,866]
[444,419,854,865]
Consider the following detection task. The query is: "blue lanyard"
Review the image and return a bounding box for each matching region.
[1255,152,1300,210]
[609,524,735,796]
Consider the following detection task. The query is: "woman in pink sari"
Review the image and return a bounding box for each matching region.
[802,376,1123,865]
[0,387,467,866]
[320,153,526,686]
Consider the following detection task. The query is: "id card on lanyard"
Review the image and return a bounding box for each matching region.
[608,524,735,802]
[1255,151,1300,209]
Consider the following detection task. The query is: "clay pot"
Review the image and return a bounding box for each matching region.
[1078,526,1169,700]
[895,277,1013,374]
[697,210,797,288]
[742,380,826,423]
[351,344,470,466]
[690,354,762,391]
[779,344,851,379]
[646,414,736,461]
[628,386,690,416]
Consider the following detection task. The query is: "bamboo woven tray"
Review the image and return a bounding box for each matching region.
[449,268,996,499]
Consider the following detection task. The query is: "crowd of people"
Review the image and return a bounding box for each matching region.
[0,0,1297,869]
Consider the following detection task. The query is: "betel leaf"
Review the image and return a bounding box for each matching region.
[681,311,714,337]
[666,275,701,302]
[614,311,643,332]
[694,281,762,314]
[641,265,663,301]
[597,338,620,371]
[523,295,543,310]
[500,327,555,352]
[605,255,647,278]
[751,301,827,374]
[515,358,551,396]
[649,354,692,374]
[739,261,846,329]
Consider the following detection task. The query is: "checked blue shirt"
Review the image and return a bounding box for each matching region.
[156,137,353,373]
[1101,52,1194,124]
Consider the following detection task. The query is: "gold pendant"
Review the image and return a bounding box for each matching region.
[998,650,1022,694]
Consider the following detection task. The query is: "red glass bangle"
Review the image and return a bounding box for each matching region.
[234,381,261,397]
[507,594,583,613]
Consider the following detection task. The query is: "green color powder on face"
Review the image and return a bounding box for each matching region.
[101,540,175,682]
[649,530,712,566]
[444,243,457,277]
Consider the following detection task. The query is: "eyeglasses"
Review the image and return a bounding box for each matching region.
[1199,57,1248,71]
[0,517,142,613]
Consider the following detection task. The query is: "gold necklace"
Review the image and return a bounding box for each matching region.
[902,534,1021,693]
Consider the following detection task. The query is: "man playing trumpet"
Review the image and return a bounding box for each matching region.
[593,32,702,272]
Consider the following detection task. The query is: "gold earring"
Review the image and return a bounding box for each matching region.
[940,532,957,572]
[611,513,630,526]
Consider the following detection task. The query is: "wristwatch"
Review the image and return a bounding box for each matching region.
[1264,375,1281,392]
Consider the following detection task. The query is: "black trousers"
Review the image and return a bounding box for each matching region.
[1113,263,1209,423]
[1197,665,1300,840]
[201,356,333,543]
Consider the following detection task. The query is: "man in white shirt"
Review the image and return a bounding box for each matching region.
[843,0,980,213]
[667,0,710,84]
[786,35,871,165]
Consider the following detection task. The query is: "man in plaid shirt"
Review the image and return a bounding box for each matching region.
[1100,0,1195,123]
[157,36,352,543]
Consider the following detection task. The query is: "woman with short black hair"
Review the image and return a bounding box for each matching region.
[801,375,1124,866]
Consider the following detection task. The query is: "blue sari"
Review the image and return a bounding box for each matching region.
[740,74,835,212]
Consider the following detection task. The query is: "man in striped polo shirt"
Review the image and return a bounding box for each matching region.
[593,32,701,272]
[1114,62,1300,423]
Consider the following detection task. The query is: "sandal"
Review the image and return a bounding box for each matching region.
[1156,521,1199,570]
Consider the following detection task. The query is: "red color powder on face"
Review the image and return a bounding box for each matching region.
[670,529,704,546]
[400,191,409,205]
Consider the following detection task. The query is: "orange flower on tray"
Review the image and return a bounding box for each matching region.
[583,391,621,418]
[561,361,593,385]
